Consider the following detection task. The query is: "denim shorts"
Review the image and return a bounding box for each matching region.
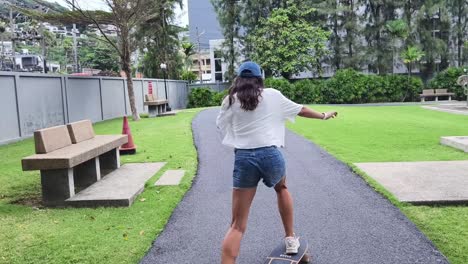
[233,146,286,189]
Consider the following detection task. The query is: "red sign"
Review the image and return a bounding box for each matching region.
[148,81,153,94]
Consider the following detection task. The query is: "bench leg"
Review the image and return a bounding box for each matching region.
[435,96,438,102]
[449,95,452,101]
[148,106,157,118]
[100,148,120,174]
[74,157,101,190]
[41,168,74,206]
[421,97,425,102]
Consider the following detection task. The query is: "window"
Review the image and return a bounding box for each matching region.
[215,60,222,72]
[215,73,223,81]
[206,59,211,65]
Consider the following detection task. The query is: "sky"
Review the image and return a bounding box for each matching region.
[48,0,189,26]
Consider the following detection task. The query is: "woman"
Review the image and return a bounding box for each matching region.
[216,61,337,264]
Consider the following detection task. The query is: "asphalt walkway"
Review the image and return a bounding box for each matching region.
[140,108,448,264]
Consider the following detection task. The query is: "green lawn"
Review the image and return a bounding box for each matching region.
[0,110,200,264]
[288,105,468,264]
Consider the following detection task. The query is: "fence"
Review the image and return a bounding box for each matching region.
[188,82,230,92]
[0,72,188,145]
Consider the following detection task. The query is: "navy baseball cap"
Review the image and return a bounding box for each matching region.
[238,61,262,78]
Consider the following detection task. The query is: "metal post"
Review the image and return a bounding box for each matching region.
[72,0,78,73]
[163,70,168,100]
[163,70,171,111]
[9,7,16,71]
[40,24,46,73]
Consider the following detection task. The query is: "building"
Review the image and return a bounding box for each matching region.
[188,0,233,83]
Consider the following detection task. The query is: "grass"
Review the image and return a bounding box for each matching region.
[288,105,468,264]
[0,109,201,264]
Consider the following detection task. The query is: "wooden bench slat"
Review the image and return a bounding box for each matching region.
[22,135,127,171]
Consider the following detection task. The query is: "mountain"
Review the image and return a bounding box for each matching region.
[0,0,67,21]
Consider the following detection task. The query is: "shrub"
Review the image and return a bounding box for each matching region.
[187,87,229,108]
[428,67,466,100]
[323,69,368,103]
[293,79,324,104]
[181,70,198,82]
[212,89,229,106]
[187,88,214,108]
[265,78,296,101]
[264,69,424,104]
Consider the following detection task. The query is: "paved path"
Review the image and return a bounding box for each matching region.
[140,108,448,264]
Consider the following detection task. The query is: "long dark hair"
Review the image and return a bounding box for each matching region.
[228,77,264,111]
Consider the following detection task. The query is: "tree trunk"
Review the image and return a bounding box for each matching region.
[120,28,140,121]
[457,1,462,66]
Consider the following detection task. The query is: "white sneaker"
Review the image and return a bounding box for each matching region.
[284,235,300,254]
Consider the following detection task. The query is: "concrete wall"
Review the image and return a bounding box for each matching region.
[189,82,230,92]
[0,72,188,145]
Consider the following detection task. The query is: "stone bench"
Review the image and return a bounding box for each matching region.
[21,120,128,206]
[420,89,455,102]
[144,94,169,117]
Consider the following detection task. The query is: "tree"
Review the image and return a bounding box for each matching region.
[32,0,158,121]
[415,0,451,82]
[248,1,329,79]
[80,37,120,72]
[401,45,425,79]
[211,0,242,81]
[386,19,409,73]
[447,0,467,66]
[136,0,184,80]
[362,0,403,74]
[181,42,195,71]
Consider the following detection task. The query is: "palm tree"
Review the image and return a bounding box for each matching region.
[181,42,195,71]
[401,45,425,79]
[386,19,409,74]
[401,45,425,101]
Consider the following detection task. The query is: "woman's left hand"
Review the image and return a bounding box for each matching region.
[323,111,338,120]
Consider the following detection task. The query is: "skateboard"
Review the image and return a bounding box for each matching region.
[265,237,311,264]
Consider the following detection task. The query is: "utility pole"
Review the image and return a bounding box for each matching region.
[40,23,46,73]
[10,7,16,70]
[196,27,204,83]
[72,0,79,73]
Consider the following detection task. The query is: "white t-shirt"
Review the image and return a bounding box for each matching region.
[216,88,303,149]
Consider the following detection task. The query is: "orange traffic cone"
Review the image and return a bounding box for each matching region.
[120,116,137,155]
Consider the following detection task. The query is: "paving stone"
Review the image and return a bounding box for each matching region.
[66,162,166,207]
[441,136,468,152]
[154,170,185,186]
[355,160,468,204]
[422,103,468,115]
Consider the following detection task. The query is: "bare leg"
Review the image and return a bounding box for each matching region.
[274,177,294,237]
[221,188,257,264]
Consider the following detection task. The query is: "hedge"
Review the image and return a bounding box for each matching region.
[187,69,428,108]
[187,87,228,108]
[265,69,423,104]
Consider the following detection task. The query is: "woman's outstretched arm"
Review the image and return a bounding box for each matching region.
[298,106,338,120]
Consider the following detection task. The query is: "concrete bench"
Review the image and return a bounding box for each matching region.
[144,94,169,117]
[21,120,128,206]
[420,89,455,102]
